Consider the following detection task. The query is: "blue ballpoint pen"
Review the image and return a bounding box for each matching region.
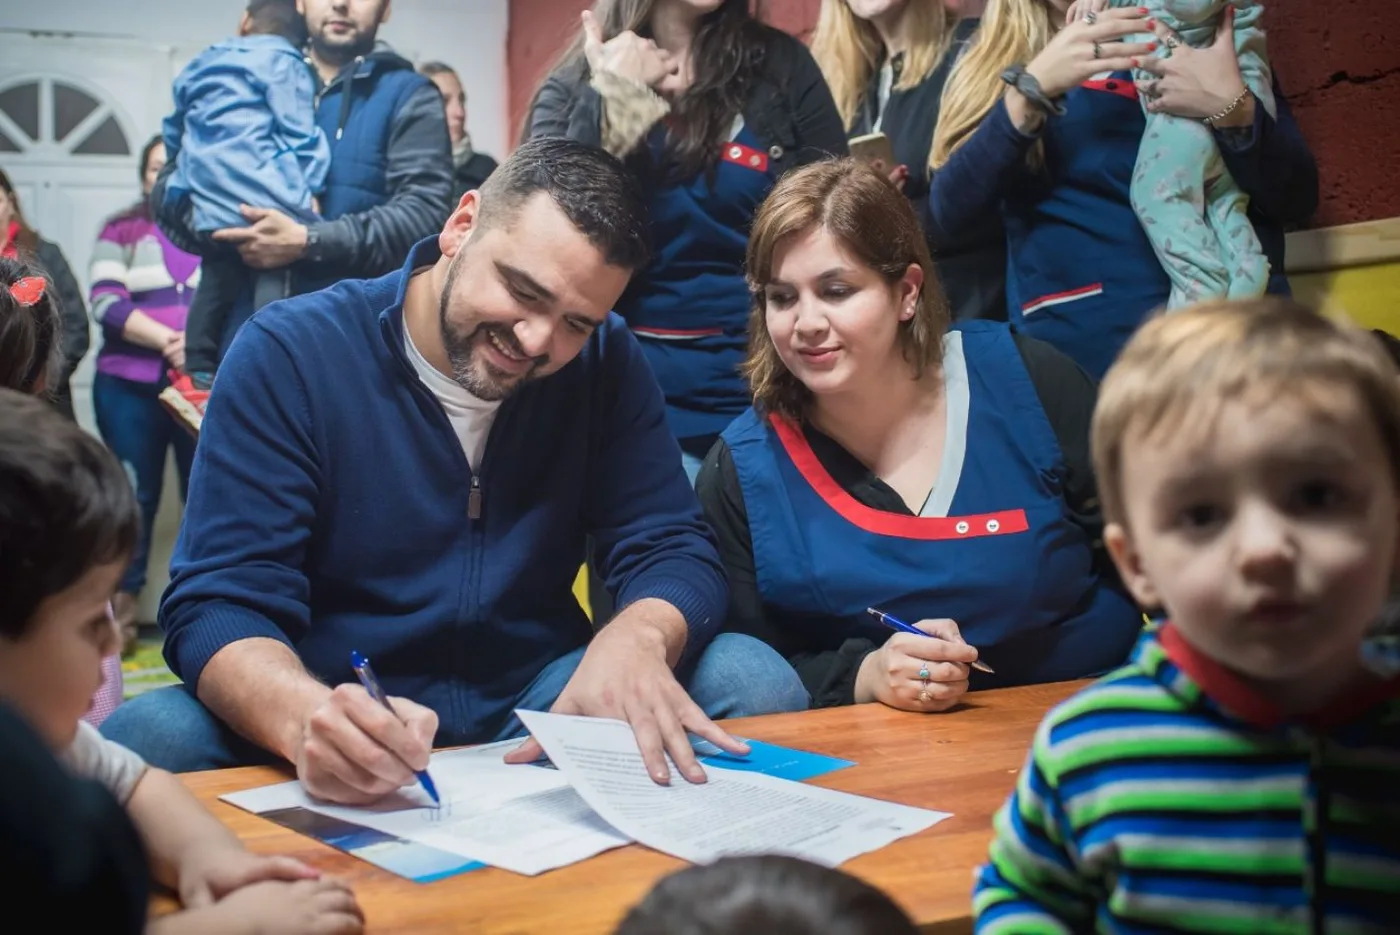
[865,607,995,674]
[349,651,441,805]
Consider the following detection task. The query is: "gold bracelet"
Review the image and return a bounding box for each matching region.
[1204,88,1250,127]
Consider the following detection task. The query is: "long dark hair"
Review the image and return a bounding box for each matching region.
[0,255,61,398]
[529,0,769,180]
[0,168,40,256]
[113,134,165,224]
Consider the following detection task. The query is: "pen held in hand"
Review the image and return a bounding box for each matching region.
[349,650,441,805]
[865,608,995,674]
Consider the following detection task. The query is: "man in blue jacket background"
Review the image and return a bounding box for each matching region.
[155,0,454,386]
[103,137,809,802]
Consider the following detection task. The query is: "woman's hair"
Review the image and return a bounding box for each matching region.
[810,0,957,136]
[527,0,769,179]
[0,168,40,256]
[0,389,139,639]
[0,256,61,398]
[614,855,920,935]
[931,0,1055,169]
[110,134,165,224]
[744,157,950,421]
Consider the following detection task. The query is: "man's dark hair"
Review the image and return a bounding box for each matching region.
[477,137,650,271]
[0,390,139,639]
[614,855,920,935]
[246,0,308,47]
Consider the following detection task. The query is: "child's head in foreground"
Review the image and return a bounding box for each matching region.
[0,390,139,747]
[614,855,918,935]
[1093,298,1400,712]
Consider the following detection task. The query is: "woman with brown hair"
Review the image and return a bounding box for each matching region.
[526,0,847,481]
[0,168,89,419]
[810,0,1004,321]
[697,158,1141,711]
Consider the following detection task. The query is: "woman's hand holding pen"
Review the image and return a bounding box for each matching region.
[854,618,978,713]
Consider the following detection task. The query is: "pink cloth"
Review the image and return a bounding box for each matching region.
[85,655,124,726]
[86,602,125,726]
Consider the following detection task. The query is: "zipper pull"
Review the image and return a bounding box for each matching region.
[468,476,482,520]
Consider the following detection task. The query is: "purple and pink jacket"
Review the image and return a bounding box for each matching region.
[88,213,201,385]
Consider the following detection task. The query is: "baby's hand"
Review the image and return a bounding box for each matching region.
[210,878,363,935]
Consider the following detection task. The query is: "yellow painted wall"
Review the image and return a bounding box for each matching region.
[1291,261,1400,335]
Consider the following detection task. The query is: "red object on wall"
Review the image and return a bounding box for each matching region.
[506,0,1398,228]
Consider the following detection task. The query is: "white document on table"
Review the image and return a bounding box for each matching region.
[221,740,631,876]
[515,709,950,867]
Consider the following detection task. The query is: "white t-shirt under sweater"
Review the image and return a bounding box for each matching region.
[404,324,501,470]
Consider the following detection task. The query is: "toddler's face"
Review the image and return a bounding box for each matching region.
[1107,390,1400,710]
[0,561,124,748]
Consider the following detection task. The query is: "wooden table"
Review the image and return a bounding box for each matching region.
[172,680,1083,934]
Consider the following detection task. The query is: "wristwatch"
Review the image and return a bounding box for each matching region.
[304,223,321,263]
[1001,65,1067,117]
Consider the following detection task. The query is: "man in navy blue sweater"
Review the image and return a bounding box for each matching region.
[103,137,808,803]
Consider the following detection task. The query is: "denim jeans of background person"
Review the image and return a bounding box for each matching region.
[102,138,809,804]
[106,634,805,773]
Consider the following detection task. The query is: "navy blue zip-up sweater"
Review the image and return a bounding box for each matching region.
[159,239,728,745]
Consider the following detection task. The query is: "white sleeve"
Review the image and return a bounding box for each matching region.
[59,721,149,805]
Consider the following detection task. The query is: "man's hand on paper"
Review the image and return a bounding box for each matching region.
[295,684,438,805]
[506,599,750,785]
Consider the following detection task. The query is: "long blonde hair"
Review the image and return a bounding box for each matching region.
[810,0,957,133]
[930,0,1055,169]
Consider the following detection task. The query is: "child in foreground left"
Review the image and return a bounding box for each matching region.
[0,389,363,935]
[973,297,1400,932]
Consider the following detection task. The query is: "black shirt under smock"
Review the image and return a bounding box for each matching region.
[849,19,1007,322]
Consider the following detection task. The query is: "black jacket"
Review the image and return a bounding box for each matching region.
[0,703,149,933]
[451,151,499,207]
[527,24,849,178]
[31,238,88,418]
[850,19,1007,322]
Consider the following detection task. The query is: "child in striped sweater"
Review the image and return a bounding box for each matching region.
[974,297,1400,933]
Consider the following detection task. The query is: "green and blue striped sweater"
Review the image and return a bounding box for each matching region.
[974,623,1400,934]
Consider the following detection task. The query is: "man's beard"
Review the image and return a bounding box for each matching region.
[438,253,545,401]
[310,28,376,64]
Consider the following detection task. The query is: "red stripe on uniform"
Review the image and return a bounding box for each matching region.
[1022,283,1105,315]
[770,414,1029,541]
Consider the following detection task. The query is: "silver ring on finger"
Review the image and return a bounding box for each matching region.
[1084,10,1097,24]
[1093,40,1103,59]
[917,664,931,682]
[1164,35,1180,50]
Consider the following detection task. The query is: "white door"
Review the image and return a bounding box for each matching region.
[1,34,185,619]
[0,33,176,430]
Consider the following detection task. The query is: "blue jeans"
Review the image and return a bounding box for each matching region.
[100,633,810,773]
[92,371,195,595]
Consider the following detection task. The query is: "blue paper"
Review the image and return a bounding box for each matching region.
[694,738,854,782]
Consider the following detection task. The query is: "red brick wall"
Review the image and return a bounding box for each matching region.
[506,0,1399,227]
